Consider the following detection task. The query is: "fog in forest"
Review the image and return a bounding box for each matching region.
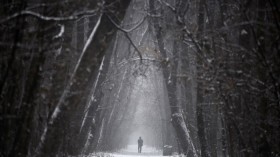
[1,0,280,157]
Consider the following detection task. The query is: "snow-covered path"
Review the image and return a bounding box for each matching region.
[111,145,164,157]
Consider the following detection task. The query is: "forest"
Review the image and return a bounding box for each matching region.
[0,0,279,157]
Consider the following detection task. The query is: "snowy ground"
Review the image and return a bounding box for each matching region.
[86,145,179,157]
[109,145,164,157]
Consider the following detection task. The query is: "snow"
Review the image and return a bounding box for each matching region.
[241,29,248,35]
[54,24,65,39]
[97,119,105,146]
[109,145,164,157]
[207,58,213,63]
[80,145,173,157]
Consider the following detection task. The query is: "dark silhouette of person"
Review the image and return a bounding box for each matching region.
[137,137,143,153]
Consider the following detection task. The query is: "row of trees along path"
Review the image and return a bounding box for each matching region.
[0,0,279,157]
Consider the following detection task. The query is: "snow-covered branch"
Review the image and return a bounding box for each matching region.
[53,24,64,39]
[0,9,98,23]
[34,13,103,155]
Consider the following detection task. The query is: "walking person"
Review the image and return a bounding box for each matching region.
[137,137,143,153]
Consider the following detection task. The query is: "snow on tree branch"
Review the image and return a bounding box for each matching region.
[0,9,98,23]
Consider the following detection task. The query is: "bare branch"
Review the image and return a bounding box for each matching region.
[106,14,144,61]
[124,33,143,61]
[105,13,146,33]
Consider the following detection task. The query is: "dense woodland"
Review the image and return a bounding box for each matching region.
[0,0,280,157]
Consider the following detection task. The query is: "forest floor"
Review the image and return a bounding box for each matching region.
[86,145,180,157]
[107,145,165,157]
